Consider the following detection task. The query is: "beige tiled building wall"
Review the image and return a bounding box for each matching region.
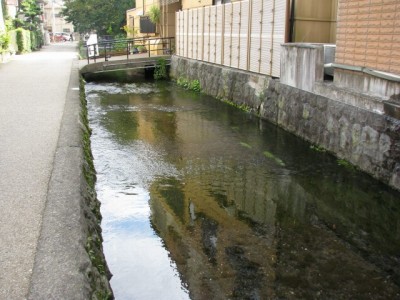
[126,0,181,38]
[182,0,243,10]
[335,0,400,75]
[182,0,212,9]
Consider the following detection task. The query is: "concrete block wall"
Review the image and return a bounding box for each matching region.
[280,43,325,93]
[335,0,400,75]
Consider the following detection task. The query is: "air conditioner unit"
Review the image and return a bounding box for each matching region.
[324,44,336,76]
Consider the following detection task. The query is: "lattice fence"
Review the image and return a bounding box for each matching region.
[176,0,287,78]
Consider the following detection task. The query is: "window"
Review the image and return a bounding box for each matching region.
[140,16,156,34]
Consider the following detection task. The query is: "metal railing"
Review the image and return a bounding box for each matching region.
[85,37,175,64]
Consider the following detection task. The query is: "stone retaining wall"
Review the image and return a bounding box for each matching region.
[28,60,113,300]
[171,56,400,191]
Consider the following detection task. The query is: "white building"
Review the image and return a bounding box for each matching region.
[5,0,19,19]
[42,0,73,34]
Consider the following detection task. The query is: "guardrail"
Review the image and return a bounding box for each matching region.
[85,37,175,64]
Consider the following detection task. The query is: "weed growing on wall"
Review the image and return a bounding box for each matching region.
[177,77,201,92]
[154,58,168,80]
[221,98,251,112]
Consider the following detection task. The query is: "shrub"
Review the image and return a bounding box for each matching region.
[148,6,161,25]
[113,33,127,52]
[15,28,31,53]
[30,30,43,50]
[177,77,201,92]
[0,32,10,53]
[189,80,201,92]
[137,45,147,53]
[154,58,168,80]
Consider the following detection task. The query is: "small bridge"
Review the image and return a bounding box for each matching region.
[80,55,171,78]
[79,36,174,79]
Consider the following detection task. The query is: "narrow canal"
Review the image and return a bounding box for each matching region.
[85,80,400,299]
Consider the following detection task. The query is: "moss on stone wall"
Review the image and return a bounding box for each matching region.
[80,77,114,300]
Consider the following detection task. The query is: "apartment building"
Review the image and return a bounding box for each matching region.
[126,0,181,38]
[333,0,400,98]
[43,0,73,34]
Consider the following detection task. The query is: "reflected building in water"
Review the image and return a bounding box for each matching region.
[143,93,400,299]
[94,83,400,299]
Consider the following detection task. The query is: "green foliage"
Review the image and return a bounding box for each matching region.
[177,77,201,92]
[62,0,134,35]
[189,79,201,92]
[1,0,7,20]
[12,18,25,29]
[263,151,285,166]
[310,144,326,152]
[240,142,252,149]
[222,99,250,112]
[20,0,42,31]
[113,33,127,51]
[148,6,161,24]
[0,32,10,53]
[15,28,31,53]
[30,30,43,50]
[137,45,147,53]
[154,58,168,80]
[337,159,356,170]
[177,77,189,88]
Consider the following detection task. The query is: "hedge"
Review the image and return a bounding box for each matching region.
[15,28,31,53]
[13,28,43,53]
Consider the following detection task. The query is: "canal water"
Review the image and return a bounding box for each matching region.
[85,80,400,299]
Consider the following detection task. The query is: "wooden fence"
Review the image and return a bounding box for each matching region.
[176,0,288,78]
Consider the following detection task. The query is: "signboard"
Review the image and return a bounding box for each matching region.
[86,34,99,57]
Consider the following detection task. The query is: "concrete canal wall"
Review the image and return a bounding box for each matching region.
[28,61,113,299]
[170,56,400,192]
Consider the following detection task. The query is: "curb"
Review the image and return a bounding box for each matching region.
[28,58,112,299]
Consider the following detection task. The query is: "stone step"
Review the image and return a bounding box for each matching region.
[313,81,386,115]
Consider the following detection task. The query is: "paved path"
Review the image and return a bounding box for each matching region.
[0,42,78,299]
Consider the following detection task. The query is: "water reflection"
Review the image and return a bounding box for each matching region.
[86,81,400,299]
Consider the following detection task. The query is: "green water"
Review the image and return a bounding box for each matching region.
[86,80,400,300]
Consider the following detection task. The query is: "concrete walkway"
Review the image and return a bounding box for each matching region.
[0,42,79,299]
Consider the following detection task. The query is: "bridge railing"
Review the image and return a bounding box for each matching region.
[85,37,175,64]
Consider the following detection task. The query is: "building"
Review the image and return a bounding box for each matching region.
[126,0,181,38]
[176,0,399,101]
[42,0,73,34]
[5,0,19,19]
[289,0,338,44]
[333,0,400,100]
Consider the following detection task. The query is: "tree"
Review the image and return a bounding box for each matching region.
[0,0,6,32]
[148,5,162,36]
[62,0,135,36]
[20,0,42,31]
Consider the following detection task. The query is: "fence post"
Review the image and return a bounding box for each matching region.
[246,0,253,71]
[221,4,225,65]
[105,44,107,62]
[258,0,264,73]
[270,0,276,75]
